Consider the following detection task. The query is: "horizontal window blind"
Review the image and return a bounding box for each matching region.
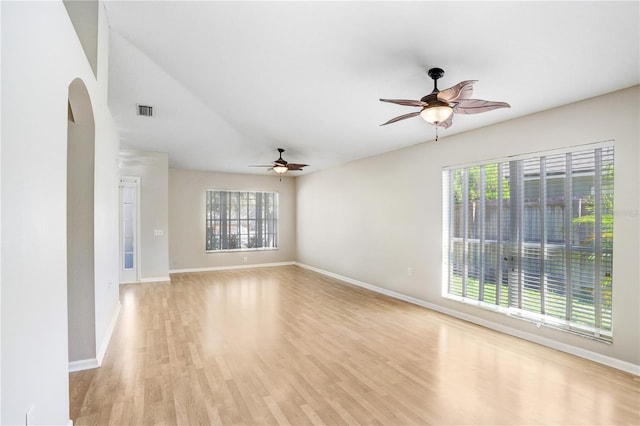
[443,143,614,341]
[206,190,278,252]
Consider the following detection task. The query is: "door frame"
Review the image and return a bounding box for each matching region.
[119,176,141,284]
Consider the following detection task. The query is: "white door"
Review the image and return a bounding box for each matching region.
[119,177,140,284]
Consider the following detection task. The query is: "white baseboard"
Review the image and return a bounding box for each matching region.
[170,261,296,274]
[96,301,121,367]
[69,302,121,373]
[140,276,171,283]
[68,358,98,373]
[295,262,640,376]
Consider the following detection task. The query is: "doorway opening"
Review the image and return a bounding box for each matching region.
[67,78,96,369]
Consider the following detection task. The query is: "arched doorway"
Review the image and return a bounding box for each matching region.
[67,78,97,369]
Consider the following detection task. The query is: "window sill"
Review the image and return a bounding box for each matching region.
[206,247,279,254]
[443,294,613,344]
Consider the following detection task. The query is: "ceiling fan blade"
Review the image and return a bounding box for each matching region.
[436,114,454,129]
[286,163,308,170]
[454,99,511,114]
[380,98,428,107]
[380,111,421,126]
[437,80,477,103]
[250,149,309,173]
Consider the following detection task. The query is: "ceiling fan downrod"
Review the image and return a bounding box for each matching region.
[427,67,445,93]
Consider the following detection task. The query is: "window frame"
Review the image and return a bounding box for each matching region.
[442,141,614,342]
[205,189,279,253]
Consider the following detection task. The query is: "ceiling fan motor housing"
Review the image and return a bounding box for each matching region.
[420,93,440,104]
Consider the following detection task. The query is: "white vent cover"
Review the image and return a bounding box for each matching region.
[136,104,153,117]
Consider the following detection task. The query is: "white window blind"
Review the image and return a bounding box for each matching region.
[206,190,278,252]
[443,143,614,341]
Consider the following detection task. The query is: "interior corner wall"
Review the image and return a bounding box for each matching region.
[1,1,121,424]
[62,0,98,78]
[296,86,640,370]
[118,151,170,281]
[168,168,297,271]
[67,117,96,362]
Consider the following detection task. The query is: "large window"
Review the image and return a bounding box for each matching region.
[443,142,614,341]
[206,190,278,252]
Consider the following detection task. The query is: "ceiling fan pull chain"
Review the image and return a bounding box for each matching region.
[435,127,439,142]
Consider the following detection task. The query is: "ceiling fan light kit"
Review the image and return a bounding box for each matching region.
[273,165,288,174]
[380,67,510,140]
[420,102,453,125]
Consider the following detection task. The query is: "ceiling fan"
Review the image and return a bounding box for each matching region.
[250,148,309,175]
[380,67,510,138]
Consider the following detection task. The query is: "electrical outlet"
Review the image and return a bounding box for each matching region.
[243,256,248,264]
[407,267,413,277]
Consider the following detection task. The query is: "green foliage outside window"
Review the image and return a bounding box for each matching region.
[453,164,510,202]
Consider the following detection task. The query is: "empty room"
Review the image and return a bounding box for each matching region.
[1,1,639,425]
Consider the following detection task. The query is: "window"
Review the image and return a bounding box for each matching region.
[206,190,278,252]
[443,142,614,341]
[121,179,137,270]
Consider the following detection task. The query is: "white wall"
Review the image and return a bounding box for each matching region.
[118,150,170,281]
[93,3,120,367]
[297,86,640,370]
[1,2,120,424]
[169,168,297,271]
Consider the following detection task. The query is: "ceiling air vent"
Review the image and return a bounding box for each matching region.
[136,104,153,117]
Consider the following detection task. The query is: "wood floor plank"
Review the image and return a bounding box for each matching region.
[71,265,640,425]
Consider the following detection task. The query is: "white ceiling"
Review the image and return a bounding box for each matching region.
[104,1,639,175]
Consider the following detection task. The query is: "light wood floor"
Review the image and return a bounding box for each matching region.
[70,265,640,425]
